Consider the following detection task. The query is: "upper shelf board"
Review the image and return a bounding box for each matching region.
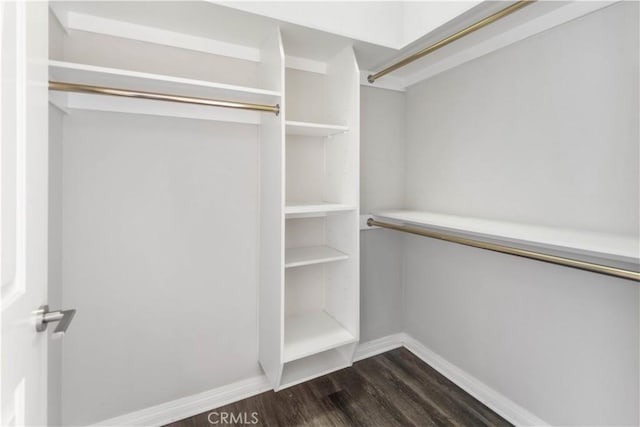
[49,61,281,104]
[285,202,357,218]
[372,210,640,268]
[285,121,349,137]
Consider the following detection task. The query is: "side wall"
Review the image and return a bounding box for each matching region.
[359,86,405,342]
[402,3,639,425]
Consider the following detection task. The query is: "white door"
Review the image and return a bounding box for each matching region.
[1,2,50,425]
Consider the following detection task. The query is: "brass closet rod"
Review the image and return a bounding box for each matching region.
[367,218,640,282]
[367,0,534,83]
[49,81,280,115]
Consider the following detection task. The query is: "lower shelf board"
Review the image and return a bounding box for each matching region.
[284,311,356,363]
[285,246,348,268]
[278,347,352,390]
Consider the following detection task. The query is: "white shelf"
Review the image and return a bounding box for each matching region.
[373,210,640,268]
[285,246,348,268]
[49,61,281,103]
[286,120,348,137]
[283,311,356,363]
[285,202,356,218]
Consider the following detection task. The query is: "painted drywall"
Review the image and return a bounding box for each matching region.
[360,229,403,342]
[59,112,263,425]
[403,236,638,425]
[405,2,639,235]
[359,86,405,341]
[59,30,260,89]
[403,2,639,425]
[360,86,406,215]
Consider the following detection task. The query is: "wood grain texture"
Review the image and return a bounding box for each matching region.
[165,348,512,427]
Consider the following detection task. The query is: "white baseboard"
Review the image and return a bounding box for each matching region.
[353,333,404,361]
[401,334,548,427]
[92,375,271,427]
[93,335,546,427]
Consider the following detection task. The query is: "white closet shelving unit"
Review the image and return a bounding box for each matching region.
[47,1,358,395]
[285,246,349,268]
[260,46,360,390]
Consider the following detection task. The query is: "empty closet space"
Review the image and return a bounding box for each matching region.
[21,1,636,426]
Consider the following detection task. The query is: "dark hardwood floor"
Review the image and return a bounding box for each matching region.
[166,348,511,427]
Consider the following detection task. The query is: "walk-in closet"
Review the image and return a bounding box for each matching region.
[2,1,638,426]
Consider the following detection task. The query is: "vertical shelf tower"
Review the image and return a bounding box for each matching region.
[259,30,360,390]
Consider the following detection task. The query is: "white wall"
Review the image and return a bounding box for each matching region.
[405,2,639,235]
[59,112,263,425]
[403,236,639,425]
[359,86,405,341]
[403,2,639,425]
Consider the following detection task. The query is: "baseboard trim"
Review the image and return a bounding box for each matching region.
[401,334,548,427]
[92,375,271,427]
[93,335,547,426]
[353,333,404,361]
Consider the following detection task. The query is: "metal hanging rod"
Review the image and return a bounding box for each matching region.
[367,218,640,282]
[49,81,280,115]
[367,0,534,83]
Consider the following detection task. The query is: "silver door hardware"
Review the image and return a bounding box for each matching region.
[35,305,76,337]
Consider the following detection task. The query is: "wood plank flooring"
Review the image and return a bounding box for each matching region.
[166,348,511,427]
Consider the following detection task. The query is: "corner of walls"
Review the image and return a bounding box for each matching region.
[353,333,404,362]
[400,334,549,427]
[359,85,407,343]
[353,333,548,426]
